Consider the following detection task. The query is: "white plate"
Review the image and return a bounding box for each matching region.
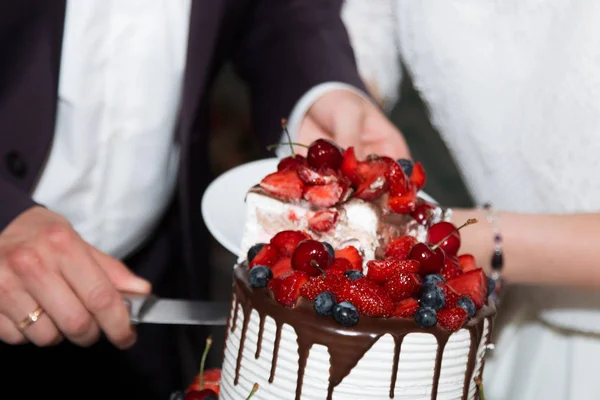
[201,158,436,257]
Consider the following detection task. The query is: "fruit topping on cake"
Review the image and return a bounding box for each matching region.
[246,217,494,333]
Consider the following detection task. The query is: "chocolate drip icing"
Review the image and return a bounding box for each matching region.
[230,265,495,400]
[255,314,266,359]
[234,304,250,385]
[231,299,239,332]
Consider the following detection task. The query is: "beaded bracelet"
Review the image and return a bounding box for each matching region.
[482,203,505,301]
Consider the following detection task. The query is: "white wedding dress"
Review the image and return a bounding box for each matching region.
[341,1,600,399]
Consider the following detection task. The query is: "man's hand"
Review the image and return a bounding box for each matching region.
[297,89,411,160]
[0,206,151,348]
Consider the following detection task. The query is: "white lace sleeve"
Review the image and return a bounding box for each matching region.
[341,0,402,112]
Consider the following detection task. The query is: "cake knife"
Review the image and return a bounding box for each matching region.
[123,293,230,326]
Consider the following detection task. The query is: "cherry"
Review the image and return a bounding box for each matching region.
[427,221,461,256]
[291,239,333,276]
[409,219,478,275]
[410,202,436,225]
[307,139,343,170]
[277,154,306,171]
[408,242,446,275]
[184,389,217,400]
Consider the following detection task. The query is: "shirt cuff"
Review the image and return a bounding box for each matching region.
[275,82,372,159]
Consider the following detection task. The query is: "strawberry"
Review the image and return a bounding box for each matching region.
[381,156,410,196]
[438,282,460,307]
[308,210,339,232]
[335,277,394,317]
[268,270,309,307]
[437,307,468,331]
[270,230,310,257]
[383,272,422,301]
[326,257,353,276]
[249,243,280,268]
[393,297,419,318]
[296,164,338,185]
[334,246,363,270]
[441,256,463,281]
[354,159,389,201]
[300,274,342,301]
[303,181,344,208]
[458,254,477,272]
[271,257,293,278]
[188,369,221,394]
[366,259,420,284]
[410,161,426,190]
[445,268,488,308]
[387,185,417,214]
[260,168,304,200]
[385,236,419,260]
[340,147,360,185]
[277,155,306,171]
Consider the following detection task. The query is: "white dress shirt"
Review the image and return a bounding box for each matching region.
[32,1,355,260]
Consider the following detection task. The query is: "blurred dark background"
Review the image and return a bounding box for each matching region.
[203,64,475,366]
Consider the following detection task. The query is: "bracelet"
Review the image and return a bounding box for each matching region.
[482,203,505,300]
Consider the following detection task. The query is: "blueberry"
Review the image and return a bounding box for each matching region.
[396,158,414,177]
[322,242,335,259]
[333,301,359,327]
[487,276,496,297]
[344,270,364,281]
[414,307,437,328]
[248,265,273,288]
[247,243,265,263]
[419,285,445,311]
[314,291,337,317]
[422,274,445,287]
[169,391,184,400]
[456,296,476,318]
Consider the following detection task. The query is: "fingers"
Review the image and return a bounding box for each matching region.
[359,109,412,160]
[88,246,151,294]
[0,268,62,346]
[296,115,331,156]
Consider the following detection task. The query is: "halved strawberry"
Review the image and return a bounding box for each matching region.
[354,159,389,201]
[393,297,419,318]
[326,257,353,276]
[410,161,426,190]
[387,185,417,214]
[437,307,468,331]
[296,164,338,185]
[249,243,280,268]
[440,256,463,281]
[270,230,310,257]
[381,157,410,196]
[385,236,419,260]
[334,246,363,270]
[335,277,394,317]
[260,169,304,200]
[438,282,460,307]
[300,274,342,301]
[445,268,488,308]
[383,273,422,302]
[188,368,221,394]
[340,147,360,185]
[458,254,477,272]
[366,259,420,284]
[277,155,306,171]
[303,181,344,208]
[268,270,310,307]
[308,210,339,232]
[271,257,293,278]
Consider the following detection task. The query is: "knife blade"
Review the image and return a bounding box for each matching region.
[123,293,230,326]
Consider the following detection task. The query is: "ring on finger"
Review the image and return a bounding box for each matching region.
[17,305,44,331]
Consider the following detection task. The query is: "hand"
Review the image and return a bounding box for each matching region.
[297,89,411,159]
[0,206,151,348]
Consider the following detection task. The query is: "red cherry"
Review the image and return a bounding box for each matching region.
[410,202,436,225]
[277,155,306,171]
[306,139,343,170]
[291,239,333,276]
[185,389,218,400]
[427,221,461,256]
[408,242,446,275]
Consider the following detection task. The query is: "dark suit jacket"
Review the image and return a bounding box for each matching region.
[0,1,365,296]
